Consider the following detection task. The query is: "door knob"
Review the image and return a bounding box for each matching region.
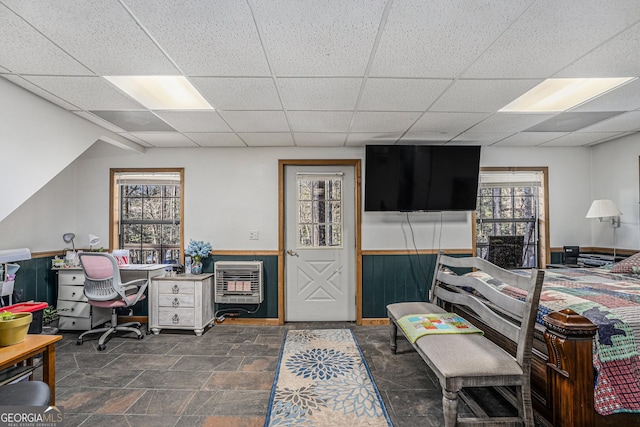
[286,249,298,257]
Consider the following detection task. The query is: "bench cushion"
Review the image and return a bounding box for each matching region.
[387,301,447,320]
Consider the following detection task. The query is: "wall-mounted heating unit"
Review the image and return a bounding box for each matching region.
[214,261,263,304]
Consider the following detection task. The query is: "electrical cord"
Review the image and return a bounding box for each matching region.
[215,304,261,322]
[406,212,430,300]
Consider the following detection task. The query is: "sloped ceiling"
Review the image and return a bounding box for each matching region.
[2,0,640,149]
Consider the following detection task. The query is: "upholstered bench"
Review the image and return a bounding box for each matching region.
[387,254,544,427]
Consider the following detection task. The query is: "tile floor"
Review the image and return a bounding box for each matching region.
[39,322,512,427]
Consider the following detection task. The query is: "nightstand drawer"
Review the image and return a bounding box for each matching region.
[57,300,90,318]
[157,281,195,295]
[58,285,87,302]
[59,316,91,331]
[58,271,85,285]
[158,294,195,308]
[158,308,195,326]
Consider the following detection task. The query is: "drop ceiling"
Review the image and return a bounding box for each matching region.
[2,0,640,148]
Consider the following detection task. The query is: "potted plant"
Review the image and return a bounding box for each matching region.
[185,239,212,275]
[42,306,66,335]
[0,311,32,346]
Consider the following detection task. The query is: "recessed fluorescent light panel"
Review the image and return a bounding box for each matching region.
[105,76,213,110]
[500,78,635,112]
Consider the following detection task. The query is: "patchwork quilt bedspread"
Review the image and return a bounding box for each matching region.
[465,267,640,416]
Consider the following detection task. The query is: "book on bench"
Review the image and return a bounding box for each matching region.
[398,313,484,343]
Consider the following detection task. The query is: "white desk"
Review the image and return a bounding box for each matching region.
[53,264,167,330]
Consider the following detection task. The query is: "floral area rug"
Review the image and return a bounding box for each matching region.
[265,329,392,427]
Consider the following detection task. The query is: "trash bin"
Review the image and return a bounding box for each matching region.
[2,302,48,334]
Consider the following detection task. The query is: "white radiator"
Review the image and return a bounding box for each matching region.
[214,261,263,304]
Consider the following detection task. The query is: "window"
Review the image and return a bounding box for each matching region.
[475,170,546,269]
[110,169,184,264]
[296,173,343,248]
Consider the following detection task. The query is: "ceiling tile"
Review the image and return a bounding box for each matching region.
[493,132,568,146]
[154,111,231,132]
[578,111,640,132]
[183,132,246,147]
[219,111,290,132]
[0,65,9,73]
[23,76,143,110]
[238,132,294,147]
[190,77,282,110]
[279,78,361,110]
[451,131,514,145]
[122,0,270,76]
[4,0,179,75]
[91,111,175,132]
[400,132,458,144]
[468,113,556,133]
[541,132,624,147]
[411,112,490,132]
[2,75,80,110]
[287,111,353,132]
[345,132,403,146]
[463,1,640,78]
[557,21,640,77]
[0,4,91,75]
[129,132,198,147]
[74,111,125,133]
[370,0,531,77]
[359,78,451,111]
[430,79,541,112]
[526,112,624,132]
[351,111,421,132]
[294,133,347,146]
[251,0,387,75]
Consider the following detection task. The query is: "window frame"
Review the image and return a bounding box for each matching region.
[110,168,185,263]
[472,167,549,268]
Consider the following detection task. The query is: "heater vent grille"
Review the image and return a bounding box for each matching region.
[214,261,263,304]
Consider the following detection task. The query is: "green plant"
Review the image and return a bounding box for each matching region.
[0,311,15,321]
[43,306,66,325]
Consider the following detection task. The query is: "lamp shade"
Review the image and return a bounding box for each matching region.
[585,199,622,219]
[0,248,31,263]
[88,234,101,246]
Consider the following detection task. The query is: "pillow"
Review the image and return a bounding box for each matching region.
[610,252,640,274]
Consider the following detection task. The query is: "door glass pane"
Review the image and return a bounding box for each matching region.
[296,174,343,249]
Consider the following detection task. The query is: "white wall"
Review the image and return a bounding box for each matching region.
[0,139,600,253]
[0,79,138,223]
[590,134,640,250]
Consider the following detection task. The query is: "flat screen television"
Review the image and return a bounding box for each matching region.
[365,145,481,212]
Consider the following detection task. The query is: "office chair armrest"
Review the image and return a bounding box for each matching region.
[120,278,148,305]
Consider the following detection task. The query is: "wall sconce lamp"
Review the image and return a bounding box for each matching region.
[88,234,101,251]
[585,199,622,258]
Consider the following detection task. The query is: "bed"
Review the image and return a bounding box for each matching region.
[442,253,640,427]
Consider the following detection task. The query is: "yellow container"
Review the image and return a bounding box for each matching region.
[0,312,32,346]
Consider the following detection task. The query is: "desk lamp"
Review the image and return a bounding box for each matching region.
[88,234,101,251]
[585,199,622,259]
[63,232,77,266]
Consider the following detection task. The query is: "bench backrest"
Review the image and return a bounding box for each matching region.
[430,253,545,367]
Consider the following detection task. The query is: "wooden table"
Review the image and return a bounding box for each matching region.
[0,334,62,405]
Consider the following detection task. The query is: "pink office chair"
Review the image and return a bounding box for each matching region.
[77,252,147,351]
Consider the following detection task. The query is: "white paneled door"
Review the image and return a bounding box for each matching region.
[285,165,355,321]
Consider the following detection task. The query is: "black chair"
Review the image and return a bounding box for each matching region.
[487,235,525,269]
[0,381,51,405]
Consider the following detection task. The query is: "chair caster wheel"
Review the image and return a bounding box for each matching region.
[137,334,144,340]
[76,339,83,346]
[97,344,106,351]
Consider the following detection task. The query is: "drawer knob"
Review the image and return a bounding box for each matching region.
[172,284,180,294]
[172,314,179,324]
[172,298,179,307]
